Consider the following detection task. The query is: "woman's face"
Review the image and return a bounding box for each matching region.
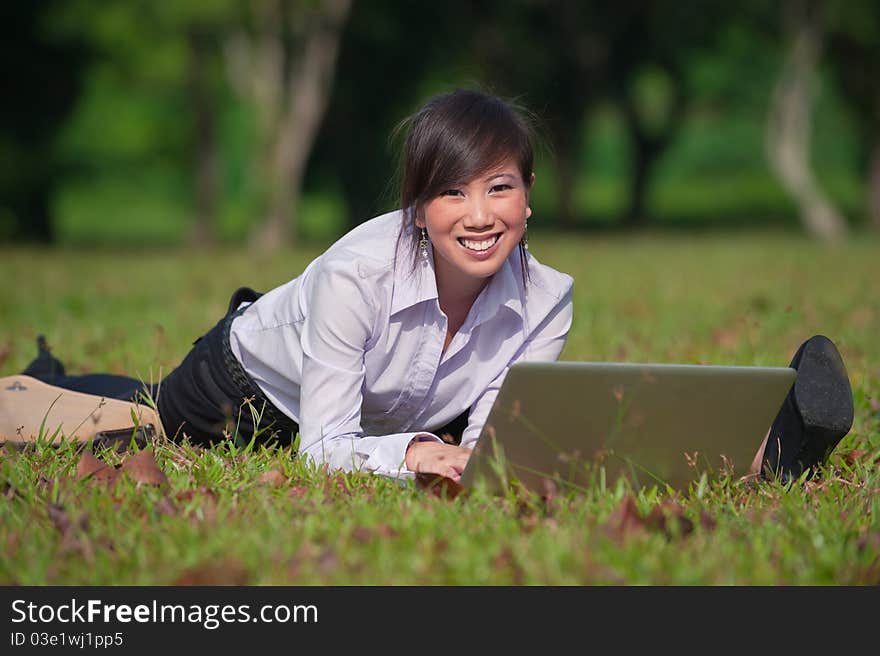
[417,157,532,299]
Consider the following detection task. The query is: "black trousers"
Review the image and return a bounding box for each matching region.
[25,287,469,447]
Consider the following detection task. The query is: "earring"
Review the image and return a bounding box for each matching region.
[419,228,429,261]
[521,220,529,250]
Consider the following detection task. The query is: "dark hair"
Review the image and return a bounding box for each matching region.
[393,89,535,285]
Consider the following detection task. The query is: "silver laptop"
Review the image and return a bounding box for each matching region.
[459,361,797,493]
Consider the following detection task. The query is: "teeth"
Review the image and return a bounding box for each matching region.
[460,235,499,251]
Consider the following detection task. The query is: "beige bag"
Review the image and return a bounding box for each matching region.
[0,375,162,449]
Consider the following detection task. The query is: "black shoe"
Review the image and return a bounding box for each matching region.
[762,335,854,482]
[21,335,66,381]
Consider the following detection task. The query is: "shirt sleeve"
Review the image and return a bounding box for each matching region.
[297,257,441,480]
[459,284,574,450]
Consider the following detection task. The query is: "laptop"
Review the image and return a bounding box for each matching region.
[458,361,797,493]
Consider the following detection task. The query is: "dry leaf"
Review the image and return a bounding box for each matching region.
[843,449,868,467]
[121,449,168,486]
[76,452,106,479]
[47,503,71,534]
[258,468,287,487]
[645,500,694,537]
[76,451,121,486]
[351,527,373,543]
[603,495,647,541]
[173,558,250,585]
[288,485,310,498]
[155,496,178,517]
[415,473,465,500]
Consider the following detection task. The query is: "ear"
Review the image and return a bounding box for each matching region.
[529,172,536,187]
[526,206,532,219]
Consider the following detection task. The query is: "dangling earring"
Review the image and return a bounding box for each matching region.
[419,227,429,261]
[521,220,529,250]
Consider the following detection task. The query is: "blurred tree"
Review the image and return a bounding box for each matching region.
[766,0,848,241]
[310,0,473,229]
[473,1,730,227]
[224,0,352,252]
[0,1,87,242]
[826,1,880,229]
[471,0,605,228]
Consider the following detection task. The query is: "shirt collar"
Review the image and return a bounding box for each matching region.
[390,241,524,322]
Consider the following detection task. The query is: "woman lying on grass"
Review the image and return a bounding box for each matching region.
[16,89,854,485]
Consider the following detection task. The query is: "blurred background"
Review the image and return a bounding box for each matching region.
[1,0,878,250]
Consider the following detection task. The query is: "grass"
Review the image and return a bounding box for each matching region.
[1,229,879,585]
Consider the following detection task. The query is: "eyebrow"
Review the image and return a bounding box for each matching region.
[484,172,517,182]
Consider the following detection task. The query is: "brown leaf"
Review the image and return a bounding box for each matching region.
[173,558,250,585]
[288,485,310,499]
[155,496,179,518]
[645,500,694,537]
[121,449,168,486]
[76,452,106,479]
[3,482,21,501]
[76,452,120,485]
[258,468,287,487]
[415,473,465,500]
[375,524,399,540]
[324,472,354,497]
[351,526,373,543]
[842,449,868,467]
[47,503,71,534]
[317,549,339,575]
[603,495,648,541]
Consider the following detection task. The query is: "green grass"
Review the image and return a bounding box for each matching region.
[1,231,879,585]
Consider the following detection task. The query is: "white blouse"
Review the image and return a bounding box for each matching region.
[229,210,574,480]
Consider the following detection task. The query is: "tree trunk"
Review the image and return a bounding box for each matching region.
[619,65,686,227]
[766,0,848,241]
[249,0,352,253]
[554,135,578,228]
[187,30,218,248]
[869,139,880,230]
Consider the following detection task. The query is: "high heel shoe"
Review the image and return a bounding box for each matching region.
[761,335,854,482]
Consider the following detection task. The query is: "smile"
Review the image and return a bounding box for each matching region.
[457,234,501,252]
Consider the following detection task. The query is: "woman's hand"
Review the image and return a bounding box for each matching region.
[405,441,472,482]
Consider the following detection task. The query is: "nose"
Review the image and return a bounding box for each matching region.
[462,197,494,231]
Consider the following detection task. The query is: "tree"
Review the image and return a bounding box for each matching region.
[826,1,880,230]
[766,0,849,241]
[0,1,87,242]
[224,0,352,252]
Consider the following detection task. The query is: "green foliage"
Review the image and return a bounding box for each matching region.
[1,233,878,584]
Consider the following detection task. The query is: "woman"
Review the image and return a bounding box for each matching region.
[17,89,854,484]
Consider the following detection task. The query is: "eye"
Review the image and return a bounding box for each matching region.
[490,184,513,193]
[440,189,463,197]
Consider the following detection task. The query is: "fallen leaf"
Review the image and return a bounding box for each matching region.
[76,452,106,479]
[645,500,694,538]
[375,524,399,540]
[173,558,250,585]
[47,503,71,534]
[258,468,287,487]
[603,495,647,541]
[842,449,867,467]
[75,452,121,486]
[351,527,373,543]
[288,485,310,498]
[155,496,178,517]
[414,473,465,500]
[121,449,168,486]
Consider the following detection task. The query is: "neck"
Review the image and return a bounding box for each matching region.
[433,257,489,319]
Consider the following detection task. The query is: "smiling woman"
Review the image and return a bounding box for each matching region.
[13,89,575,483]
